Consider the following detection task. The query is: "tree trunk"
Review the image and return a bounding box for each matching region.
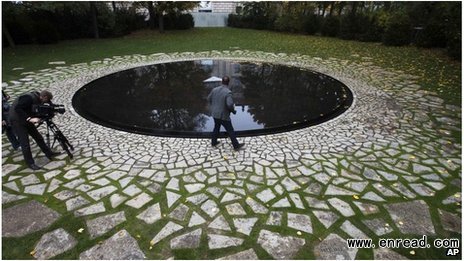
[3,24,15,48]
[329,2,335,16]
[90,2,99,39]
[112,1,117,12]
[147,1,155,30]
[158,14,164,33]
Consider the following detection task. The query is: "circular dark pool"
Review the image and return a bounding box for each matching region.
[72,60,353,137]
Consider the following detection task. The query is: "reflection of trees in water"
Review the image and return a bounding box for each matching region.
[79,62,210,131]
[239,63,349,127]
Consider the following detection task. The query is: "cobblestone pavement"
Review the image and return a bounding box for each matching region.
[2,51,461,259]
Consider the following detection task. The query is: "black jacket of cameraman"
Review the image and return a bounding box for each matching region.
[9,91,55,169]
[9,91,41,123]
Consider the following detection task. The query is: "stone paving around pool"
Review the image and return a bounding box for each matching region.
[2,50,461,259]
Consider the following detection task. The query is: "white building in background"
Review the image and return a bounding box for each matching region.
[190,1,242,27]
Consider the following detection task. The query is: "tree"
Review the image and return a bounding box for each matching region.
[136,1,198,33]
[90,2,99,38]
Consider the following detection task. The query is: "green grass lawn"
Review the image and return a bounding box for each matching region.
[2,28,461,105]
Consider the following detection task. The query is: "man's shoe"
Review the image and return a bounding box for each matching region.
[46,151,61,160]
[29,164,41,170]
[234,143,245,151]
[212,141,221,147]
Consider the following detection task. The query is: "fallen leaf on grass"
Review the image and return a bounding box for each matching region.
[78,228,84,233]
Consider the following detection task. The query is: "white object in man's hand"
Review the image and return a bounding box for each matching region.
[28,117,41,124]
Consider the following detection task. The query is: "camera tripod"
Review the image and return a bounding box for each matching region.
[39,118,74,159]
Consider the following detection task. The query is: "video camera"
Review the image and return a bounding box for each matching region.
[32,103,66,119]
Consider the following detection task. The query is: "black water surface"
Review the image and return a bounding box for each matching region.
[72,60,353,137]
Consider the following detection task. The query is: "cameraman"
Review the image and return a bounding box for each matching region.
[9,90,60,170]
[2,90,20,150]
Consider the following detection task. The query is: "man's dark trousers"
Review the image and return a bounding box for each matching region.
[212,118,239,149]
[11,120,53,166]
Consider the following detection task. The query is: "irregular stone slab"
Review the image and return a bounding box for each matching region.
[288,213,312,233]
[3,181,20,192]
[325,185,354,196]
[226,203,247,216]
[54,190,78,200]
[245,197,268,214]
[185,183,205,193]
[273,197,291,208]
[166,191,181,208]
[170,228,202,249]
[221,192,241,203]
[43,160,66,170]
[218,249,259,260]
[86,211,126,239]
[125,192,152,209]
[256,188,276,203]
[233,218,258,235]
[362,191,385,202]
[2,164,22,176]
[87,185,118,201]
[122,184,142,196]
[64,169,81,180]
[341,221,368,239]
[266,211,283,226]
[2,191,26,204]
[373,248,408,260]
[169,203,189,221]
[188,211,207,227]
[33,228,77,259]
[353,202,379,215]
[328,198,355,217]
[363,218,393,236]
[313,210,339,229]
[305,196,330,209]
[208,234,244,249]
[257,230,305,259]
[281,177,301,191]
[24,184,47,195]
[385,200,436,235]
[137,203,162,224]
[438,209,461,232]
[66,196,90,211]
[201,199,219,217]
[21,174,41,186]
[80,230,145,259]
[74,202,106,217]
[110,193,127,208]
[209,215,231,231]
[151,221,183,245]
[106,171,127,181]
[314,233,357,260]
[3,200,60,237]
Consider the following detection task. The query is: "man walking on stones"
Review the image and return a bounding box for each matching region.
[9,90,60,170]
[207,76,245,151]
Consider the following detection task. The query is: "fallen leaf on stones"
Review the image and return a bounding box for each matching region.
[385,223,389,227]
[410,250,415,255]
[454,193,461,198]
[78,228,84,233]
[398,221,404,225]
[410,156,415,159]
[30,250,36,256]
[224,157,228,160]
[98,241,103,245]
[118,231,124,236]
[353,195,359,200]
[297,231,302,236]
